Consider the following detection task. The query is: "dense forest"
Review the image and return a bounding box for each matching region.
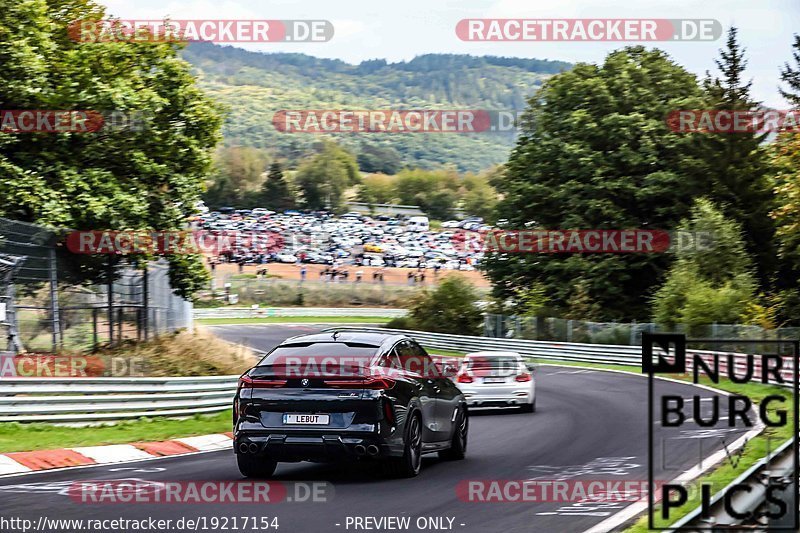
[181,43,572,172]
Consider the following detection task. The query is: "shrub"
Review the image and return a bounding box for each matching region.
[405,275,483,335]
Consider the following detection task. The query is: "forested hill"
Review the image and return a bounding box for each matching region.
[182,42,572,172]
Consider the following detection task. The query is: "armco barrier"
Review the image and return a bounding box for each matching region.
[323,327,797,384]
[194,307,406,319]
[0,376,239,423]
[0,327,794,424]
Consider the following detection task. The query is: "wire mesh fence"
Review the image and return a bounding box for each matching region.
[0,217,192,354]
[483,313,800,348]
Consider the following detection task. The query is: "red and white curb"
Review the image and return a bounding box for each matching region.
[0,432,233,476]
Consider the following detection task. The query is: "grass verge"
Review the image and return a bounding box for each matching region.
[0,411,233,453]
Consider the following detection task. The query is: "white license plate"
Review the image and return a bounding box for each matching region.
[283,413,330,425]
[483,377,506,383]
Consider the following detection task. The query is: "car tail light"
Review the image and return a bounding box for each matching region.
[515,373,532,382]
[324,376,395,389]
[238,375,287,389]
[456,372,473,383]
[383,399,396,425]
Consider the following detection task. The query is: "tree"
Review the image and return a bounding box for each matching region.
[294,141,360,211]
[357,143,402,174]
[405,275,484,335]
[204,146,270,208]
[259,162,295,210]
[779,34,800,108]
[419,189,457,220]
[652,199,757,332]
[486,47,710,320]
[771,33,800,325]
[461,169,499,222]
[0,0,222,298]
[358,173,397,205]
[698,27,776,287]
[394,168,460,219]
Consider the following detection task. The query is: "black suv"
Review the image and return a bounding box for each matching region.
[233,331,467,478]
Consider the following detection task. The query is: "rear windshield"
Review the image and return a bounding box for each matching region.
[466,357,520,370]
[257,343,378,365]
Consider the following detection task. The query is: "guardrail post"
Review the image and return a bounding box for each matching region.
[48,248,62,353]
[92,308,98,350]
[143,264,149,341]
[107,257,114,346]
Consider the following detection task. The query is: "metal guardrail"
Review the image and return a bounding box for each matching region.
[322,327,797,386]
[194,307,407,319]
[0,376,239,422]
[325,326,646,364]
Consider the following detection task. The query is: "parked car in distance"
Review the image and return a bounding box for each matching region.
[406,216,430,232]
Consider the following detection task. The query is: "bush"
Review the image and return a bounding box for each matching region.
[405,275,483,335]
[385,316,413,329]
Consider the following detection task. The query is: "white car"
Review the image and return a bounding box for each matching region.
[455,352,536,412]
[276,253,298,263]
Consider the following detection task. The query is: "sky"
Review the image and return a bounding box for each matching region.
[99,0,799,108]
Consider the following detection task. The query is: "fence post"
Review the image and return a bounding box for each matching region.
[567,320,573,342]
[630,320,637,346]
[92,308,98,350]
[107,257,114,346]
[142,264,149,341]
[48,248,61,353]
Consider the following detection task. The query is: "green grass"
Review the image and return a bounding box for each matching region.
[427,348,467,358]
[0,411,234,453]
[196,316,395,325]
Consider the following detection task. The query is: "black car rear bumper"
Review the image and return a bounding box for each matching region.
[235,432,398,460]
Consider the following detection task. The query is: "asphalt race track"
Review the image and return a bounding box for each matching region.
[0,325,753,533]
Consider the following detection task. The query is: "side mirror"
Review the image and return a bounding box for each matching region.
[525,362,537,373]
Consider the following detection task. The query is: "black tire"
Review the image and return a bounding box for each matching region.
[439,406,468,460]
[237,453,278,478]
[385,412,423,478]
[521,398,536,413]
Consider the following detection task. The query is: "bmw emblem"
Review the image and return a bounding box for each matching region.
[301,378,310,387]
